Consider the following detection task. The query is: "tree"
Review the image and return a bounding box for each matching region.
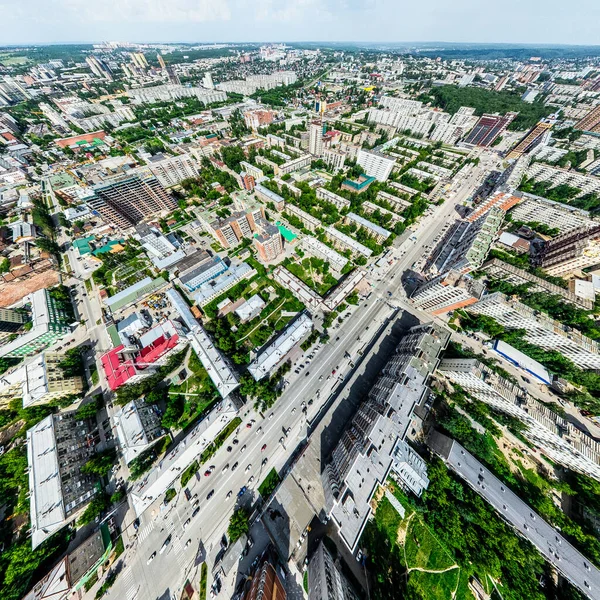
[77,494,110,526]
[0,258,9,273]
[228,507,249,543]
[81,449,117,478]
[36,237,60,257]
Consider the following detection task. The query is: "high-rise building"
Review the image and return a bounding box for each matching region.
[308,540,360,600]
[88,172,177,230]
[0,351,84,408]
[323,323,449,550]
[357,148,396,182]
[439,358,600,481]
[309,120,324,156]
[85,56,113,81]
[576,105,600,134]
[0,307,27,333]
[464,112,517,147]
[243,557,287,600]
[536,223,600,276]
[28,410,100,549]
[147,153,198,188]
[253,221,284,262]
[506,121,553,160]
[241,171,256,191]
[0,290,72,359]
[157,53,166,69]
[244,109,274,130]
[427,207,505,275]
[202,72,214,90]
[411,270,486,315]
[466,292,600,369]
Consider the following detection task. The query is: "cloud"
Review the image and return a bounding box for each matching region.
[36,0,232,23]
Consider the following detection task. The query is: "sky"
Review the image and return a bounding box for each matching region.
[1,0,600,46]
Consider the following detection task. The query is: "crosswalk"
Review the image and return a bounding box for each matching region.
[137,520,154,543]
[122,566,137,600]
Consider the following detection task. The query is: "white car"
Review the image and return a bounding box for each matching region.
[291,407,296,414]
[240,445,246,453]
[147,551,156,564]
[222,464,229,473]
[245,464,252,473]
[255,426,262,435]
[248,475,254,484]
[226,490,233,500]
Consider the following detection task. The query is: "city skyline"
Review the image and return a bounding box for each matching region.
[2,0,600,46]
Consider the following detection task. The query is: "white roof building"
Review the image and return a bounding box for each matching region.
[247,312,313,380]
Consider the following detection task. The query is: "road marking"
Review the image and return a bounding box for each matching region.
[122,566,137,600]
[137,521,154,543]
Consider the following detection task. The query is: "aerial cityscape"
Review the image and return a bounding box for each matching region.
[3,30,600,600]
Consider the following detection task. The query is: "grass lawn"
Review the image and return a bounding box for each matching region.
[199,563,208,600]
[408,568,461,600]
[404,518,455,571]
[258,468,281,498]
[361,481,473,600]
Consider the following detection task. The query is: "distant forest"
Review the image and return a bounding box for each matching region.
[420,85,553,130]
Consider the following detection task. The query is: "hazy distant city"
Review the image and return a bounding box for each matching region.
[2,35,600,600]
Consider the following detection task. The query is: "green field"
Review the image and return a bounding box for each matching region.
[361,483,474,600]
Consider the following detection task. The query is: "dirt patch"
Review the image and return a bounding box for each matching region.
[0,270,60,306]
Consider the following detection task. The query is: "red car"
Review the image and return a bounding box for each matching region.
[332,369,336,375]
[261,444,267,452]
[204,470,212,476]
[246,423,252,428]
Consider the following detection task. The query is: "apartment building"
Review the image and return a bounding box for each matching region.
[576,104,600,134]
[272,266,322,311]
[276,154,312,176]
[323,323,449,550]
[147,153,198,188]
[242,557,287,600]
[284,203,321,232]
[247,312,313,381]
[88,172,177,230]
[113,398,166,465]
[0,351,84,409]
[325,226,373,259]
[467,191,521,222]
[244,109,274,130]
[193,262,257,306]
[199,207,264,249]
[527,162,600,198]
[298,236,349,274]
[377,190,411,212]
[411,270,486,315]
[0,307,26,332]
[253,221,284,262]
[482,258,594,309]
[28,411,100,549]
[309,120,324,156]
[362,201,404,226]
[254,183,285,210]
[323,148,346,172]
[127,84,226,105]
[0,290,72,359]
[466,292,600,369]
[536,223,600,276]
[427,207,504,275]
[357,148,396,182]
[316,187,351,211]
[510,194,593,234]
[240,161,264,180]
[344,212,391,243]
[439,359,600,481]
[506,121,553,160]
[308,541,360,600]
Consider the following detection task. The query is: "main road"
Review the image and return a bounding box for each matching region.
[87,152,489,600]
